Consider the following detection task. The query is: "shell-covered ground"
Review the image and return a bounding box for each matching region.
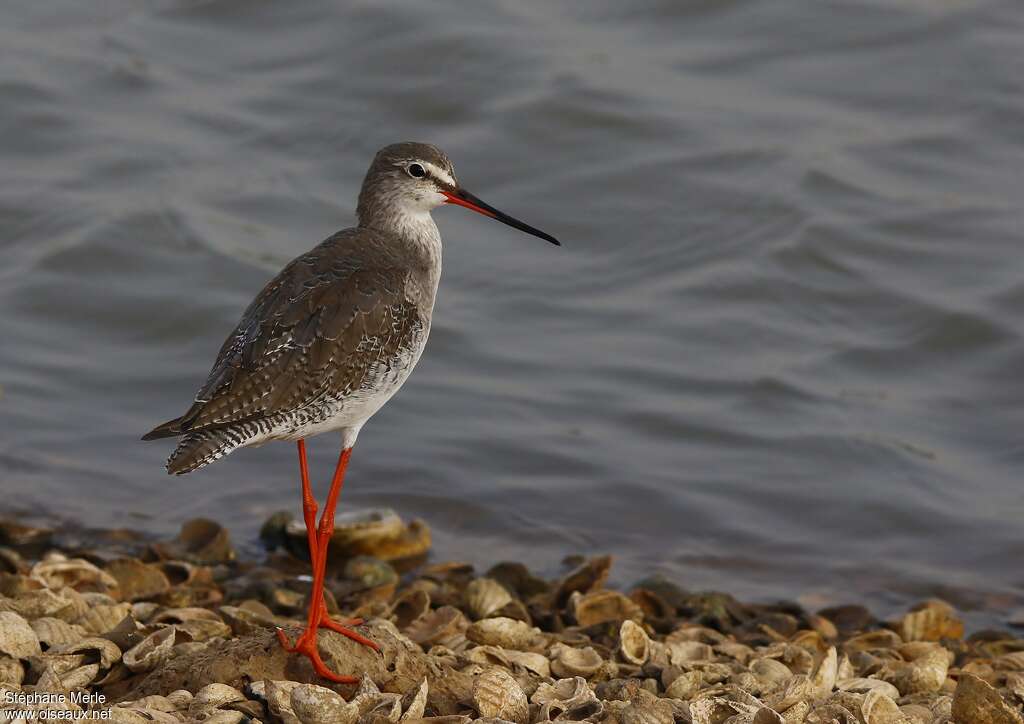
[0,512,1022,724]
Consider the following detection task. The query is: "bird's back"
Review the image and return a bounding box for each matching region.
[144,226,439,474]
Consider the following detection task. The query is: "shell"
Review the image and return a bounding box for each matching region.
[188,683,246,717]
[899,601,963,642]
[812,646,838,697]
[29,617,88,650]
[390,589,431,630]
[882,645,951,695]
[76,602,132,634]
[174,617,232,641]
[845,630,904,651]
[54,636,121,669]
[464,578,513,620]
[0,655,25,686]
[0,611,41,659]
[531,677,603,722]
[400,678,428,721]
[467,645,552,678]
[364,693,402,722]
[152,518,235,564]
[569,589,644,627]
[619,620,650,666]
[665,670,705,699]
[861,689,906,724]
[472,667,529,724]
[668,640,714,666]
[750,658,793,688]
[104,559,172,601]
[58,663,100,689]
[613,692,674,724]
[199,712,246,724]
[152,606,223,624]
[836,678,901,700]
[764,675,815,713]
[951,673,1022,724]
[30,557,118,591]
[166,689,194,710]
[554,556,612,607]
[290,683,358,724]
[123,627,175,673]
[0,588,73,619]
[550,643,604,679]
[264,679,302,724]
[466,617,544,651]
[219,605,277,636]
[404,605,469,649]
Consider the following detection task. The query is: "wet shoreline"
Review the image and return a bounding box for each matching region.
[1,510,1023,722]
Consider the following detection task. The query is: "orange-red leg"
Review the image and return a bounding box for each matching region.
[276,443,378,683]
[294,441,361,626]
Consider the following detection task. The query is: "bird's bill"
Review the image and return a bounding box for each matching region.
[442,188,560,246]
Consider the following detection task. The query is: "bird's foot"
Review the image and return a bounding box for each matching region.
[316,609,380,651]
[275,627,359,684]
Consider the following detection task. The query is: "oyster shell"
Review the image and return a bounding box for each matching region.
[860,689,907,724]
[472,667,528,723]
[30,556,117,592]
[550,642,605,679]
[619,620,650,666]
[29,617,87,650]
[75,602,132,634]
[0,611,41,659]
[390,589,431,630]
[152,518,235,564]
[290,683,358,724]
[466,616,544,651]
[951,673,1022,724]
[464,578,513,621]
[533,677,603,722]
[104,559,172,601]
[264,679,302,724]
[123,626,175,673]
[0,588,73,619]
[0,655,24,686]
[899,601,963,643]
[405,605,468,649]
[569,589,644,627]
[188,683,246,716]
[400,678,428,721]
[53,636,121,669]
[811,646,838,697]
[836,678,901,700]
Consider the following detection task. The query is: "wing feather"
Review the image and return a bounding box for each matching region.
[168,229,425,435]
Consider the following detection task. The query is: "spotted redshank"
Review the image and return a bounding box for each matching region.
[142,142,559,682]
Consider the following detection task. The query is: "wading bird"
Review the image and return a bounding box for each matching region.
[143,142,559,682]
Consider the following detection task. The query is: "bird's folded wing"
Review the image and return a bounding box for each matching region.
[172,235,423,434]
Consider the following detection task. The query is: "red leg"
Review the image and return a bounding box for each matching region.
[293,441,360,627]
[275,445,377,683]
[312,450,380,650]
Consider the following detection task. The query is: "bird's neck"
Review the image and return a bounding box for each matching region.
[358,203,443,273]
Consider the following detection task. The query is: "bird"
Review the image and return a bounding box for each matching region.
[142,142,560,683]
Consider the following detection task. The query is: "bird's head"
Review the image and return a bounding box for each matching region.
[357,141,560,246]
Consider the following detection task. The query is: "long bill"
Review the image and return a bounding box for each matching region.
[442,188,561,246]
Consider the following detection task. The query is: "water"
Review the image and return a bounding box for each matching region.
[2,0,1022,629]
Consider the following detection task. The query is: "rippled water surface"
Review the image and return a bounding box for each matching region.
[2,0,1023,627]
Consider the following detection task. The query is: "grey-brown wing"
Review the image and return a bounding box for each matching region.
[170,233,422,434]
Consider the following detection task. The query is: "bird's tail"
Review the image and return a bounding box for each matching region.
[166,430,238,475]
[141,415,185,441]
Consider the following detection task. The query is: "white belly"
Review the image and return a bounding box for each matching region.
[241,329,429,449]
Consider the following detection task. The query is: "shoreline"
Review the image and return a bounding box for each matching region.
[0,513,1022,722]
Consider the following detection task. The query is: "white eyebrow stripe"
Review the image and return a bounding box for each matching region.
[423,162,455,187]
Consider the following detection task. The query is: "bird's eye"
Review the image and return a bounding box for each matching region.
[407,163,426,178]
